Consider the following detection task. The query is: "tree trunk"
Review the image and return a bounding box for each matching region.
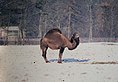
[67,6,71,38]
[89,0,93,42]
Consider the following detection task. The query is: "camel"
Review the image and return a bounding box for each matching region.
[40,28,80,63]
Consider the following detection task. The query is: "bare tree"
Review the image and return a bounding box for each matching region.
[89,0,93,42]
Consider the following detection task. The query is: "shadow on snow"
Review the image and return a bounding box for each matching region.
[49,58,90,63]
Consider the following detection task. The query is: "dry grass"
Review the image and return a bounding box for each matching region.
[91,61,118,64]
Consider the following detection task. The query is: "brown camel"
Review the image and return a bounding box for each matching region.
[40,28,80,63]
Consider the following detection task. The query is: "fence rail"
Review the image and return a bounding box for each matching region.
[0,37,118,45]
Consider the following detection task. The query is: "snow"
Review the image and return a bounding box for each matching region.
[0,42,118,82]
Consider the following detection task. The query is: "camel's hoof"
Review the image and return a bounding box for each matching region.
[57,61,62,63]
[46,61,50,63]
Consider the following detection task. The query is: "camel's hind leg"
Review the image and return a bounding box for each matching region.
[58,47,65,63]
[42,47,49,63]
[41,47,49,63]
[40,39,49,63]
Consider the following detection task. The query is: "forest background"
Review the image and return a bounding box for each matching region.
[0,0,118,44]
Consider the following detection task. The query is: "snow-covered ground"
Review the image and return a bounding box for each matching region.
[0,42,118,82]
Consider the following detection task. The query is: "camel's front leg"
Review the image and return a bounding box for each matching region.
[58,47,65,63]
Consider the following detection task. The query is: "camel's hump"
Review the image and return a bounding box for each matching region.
[46,28,62,34]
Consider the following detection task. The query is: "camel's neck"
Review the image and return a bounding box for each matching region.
[68,37,80,50]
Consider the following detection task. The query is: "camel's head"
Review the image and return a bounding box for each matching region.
[71,32,80,43]
[72,32,79,39]
[69,32,80,50]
